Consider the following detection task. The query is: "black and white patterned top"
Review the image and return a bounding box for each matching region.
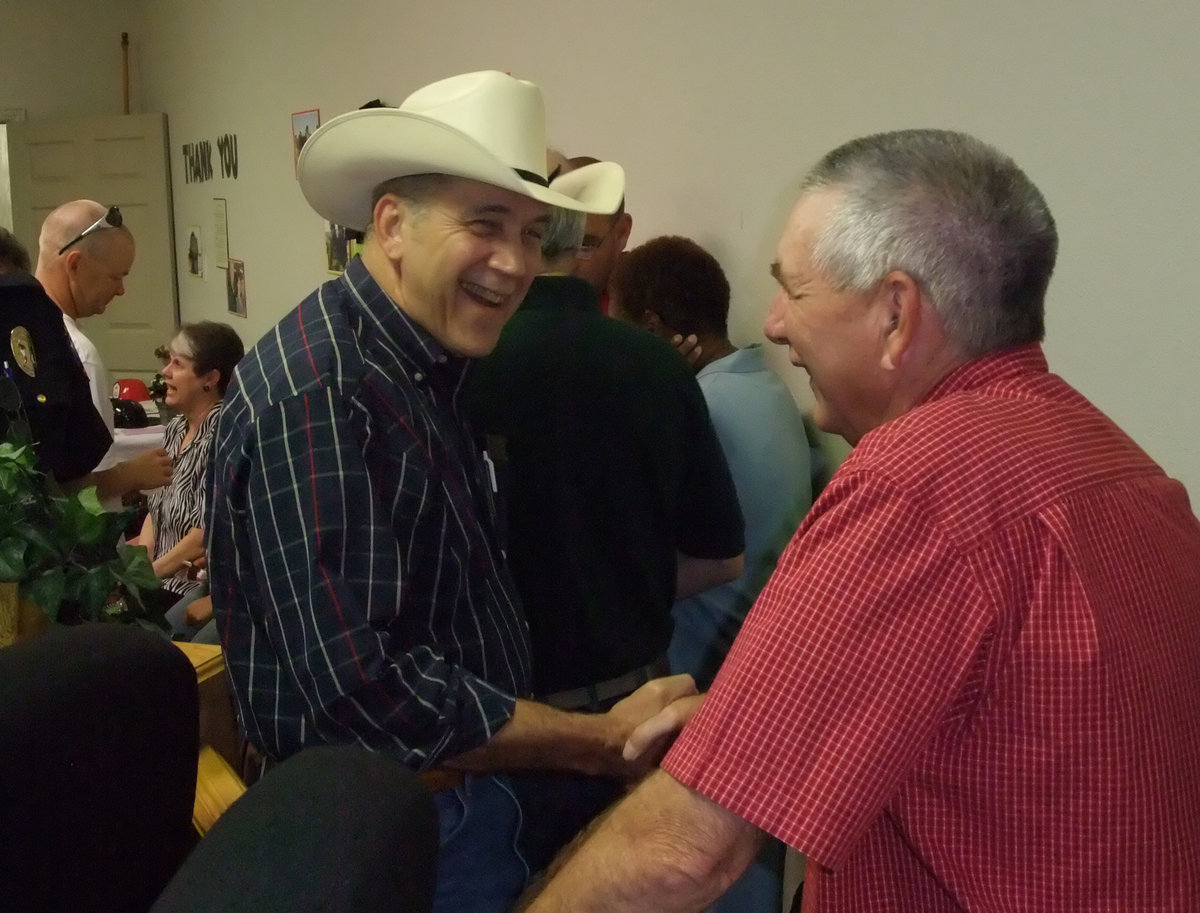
[146,403,222,596]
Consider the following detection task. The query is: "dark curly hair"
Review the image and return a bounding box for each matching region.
[610,235,730,338]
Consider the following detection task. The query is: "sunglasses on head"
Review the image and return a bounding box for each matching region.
[57,205,123,255]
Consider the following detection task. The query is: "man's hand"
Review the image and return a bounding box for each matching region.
[672,334,702,368]
[442,675,698,778]
[623,693,706,762]
[122,447,173,491]
[603,674,698,776]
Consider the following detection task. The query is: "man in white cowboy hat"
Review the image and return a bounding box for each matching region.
[206,71,696,913]
[565,153,633,314]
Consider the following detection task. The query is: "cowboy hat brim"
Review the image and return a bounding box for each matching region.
[299,108,624,230]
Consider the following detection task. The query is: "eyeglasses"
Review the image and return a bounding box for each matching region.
[58,205,123,255]
[575,218,618,260]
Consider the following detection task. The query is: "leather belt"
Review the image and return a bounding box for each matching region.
[420,768,465,792]
[542,657,670,712]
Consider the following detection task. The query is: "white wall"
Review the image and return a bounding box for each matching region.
[5,0,1200,495]
[0,0,139,119]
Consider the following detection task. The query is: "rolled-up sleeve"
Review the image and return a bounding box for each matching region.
[216,385,516,767]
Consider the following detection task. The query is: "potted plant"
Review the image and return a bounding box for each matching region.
[0,437,161,646]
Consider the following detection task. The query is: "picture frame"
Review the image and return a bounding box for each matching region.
[325,222,351,274]
[291,108,320,176]
[226,258,247,317]
[185,224,204,278]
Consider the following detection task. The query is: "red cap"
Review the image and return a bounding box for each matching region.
[112,378,151,401]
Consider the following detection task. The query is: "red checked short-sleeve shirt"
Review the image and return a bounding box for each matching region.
[664,344,1200,912]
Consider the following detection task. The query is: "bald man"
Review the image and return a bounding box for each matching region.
[32,200,171,499]
[36,200,137,433]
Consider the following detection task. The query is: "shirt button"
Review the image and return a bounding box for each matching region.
[413,372,424,382]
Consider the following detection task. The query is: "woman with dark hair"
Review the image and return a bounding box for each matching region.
[138,321,244,639]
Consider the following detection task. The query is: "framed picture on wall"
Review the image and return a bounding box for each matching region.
[291,108,320,176]
[185,224,204,278]
[226,258,247,317]
[325,221,350,274]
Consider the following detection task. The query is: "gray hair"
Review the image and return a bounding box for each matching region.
[541,206,585,263]
[370,174,451,214]
[801,129,1057,355]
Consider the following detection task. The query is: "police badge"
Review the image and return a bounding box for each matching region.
[10,326,36,377]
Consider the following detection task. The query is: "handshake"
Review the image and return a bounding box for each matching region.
[610,676,706,771]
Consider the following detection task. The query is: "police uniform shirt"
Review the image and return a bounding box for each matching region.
[0,273,112,483]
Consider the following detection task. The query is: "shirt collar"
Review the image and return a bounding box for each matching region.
[696,343,767,378]
[341,255,471,386]
[517,275,602,314]
[919,343,1048,407]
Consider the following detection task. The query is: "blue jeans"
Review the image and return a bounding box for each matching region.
[432,774,527,913]
[163,584,219,643]
[506,769,624,877]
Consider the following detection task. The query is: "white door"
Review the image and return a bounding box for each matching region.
[3,112,177,387]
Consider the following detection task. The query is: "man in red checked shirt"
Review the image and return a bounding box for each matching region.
[520,129,1200,913]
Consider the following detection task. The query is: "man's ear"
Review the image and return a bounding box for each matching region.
[371,195,407,259]
[642,309,677,341]
[613,212,633,253]
[879,270,923,371]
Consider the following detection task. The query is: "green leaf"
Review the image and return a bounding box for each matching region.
[13,522,60,573]
[0,536,26,581]
[60,499,108,545]
[77,565,117,618]
[1,432,140,623]
[111,543,161,592]
[24,568,66,621]
[73,485,107,516]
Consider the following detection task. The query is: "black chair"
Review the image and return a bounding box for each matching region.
[0,623,200,913]
[0,624,438,913]
[152,745,439,913]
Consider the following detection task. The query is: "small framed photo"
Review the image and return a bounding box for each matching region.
[291,108,320,175]
[226,258,247,317]
[185,225,204,278]
[325,222,350,274]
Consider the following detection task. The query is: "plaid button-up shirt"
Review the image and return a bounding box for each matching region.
[208,257,531,768]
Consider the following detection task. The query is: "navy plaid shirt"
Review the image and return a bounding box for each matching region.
[207,256,531,767]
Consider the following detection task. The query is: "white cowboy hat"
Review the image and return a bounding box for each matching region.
[298,70,625,230]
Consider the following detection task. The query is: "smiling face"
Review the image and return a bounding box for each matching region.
[765,190,895,445]
[385,177,550,358]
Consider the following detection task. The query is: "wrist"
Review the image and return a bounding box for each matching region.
[564,710,627,777]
